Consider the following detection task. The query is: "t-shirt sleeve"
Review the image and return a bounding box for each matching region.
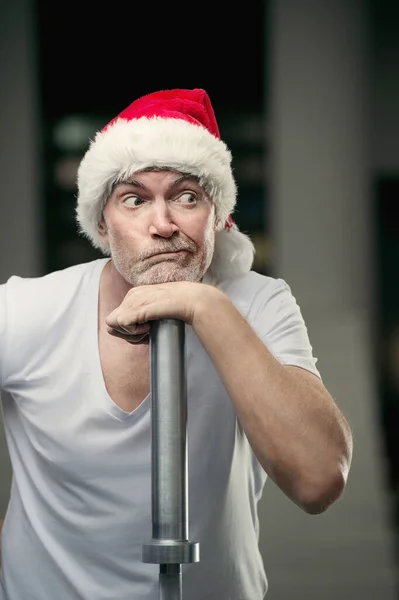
[0,284,7,388]
[248,278,321,379]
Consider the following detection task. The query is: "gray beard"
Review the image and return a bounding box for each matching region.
[108,234,215,287]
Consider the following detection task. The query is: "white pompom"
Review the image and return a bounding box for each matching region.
[207,225,256,285]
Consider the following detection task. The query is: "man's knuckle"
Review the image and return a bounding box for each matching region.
[117,315,131,328]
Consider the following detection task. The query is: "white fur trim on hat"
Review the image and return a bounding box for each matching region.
[76,116,237,253]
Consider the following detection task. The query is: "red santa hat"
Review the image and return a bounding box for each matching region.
[76,88,255,282]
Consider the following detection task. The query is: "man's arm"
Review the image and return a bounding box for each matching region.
[106,281,353,515]
[191,288,353,515]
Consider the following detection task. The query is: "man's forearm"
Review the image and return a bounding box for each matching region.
[192,289,353,513]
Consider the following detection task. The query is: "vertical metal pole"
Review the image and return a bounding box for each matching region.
[142,319,200,599]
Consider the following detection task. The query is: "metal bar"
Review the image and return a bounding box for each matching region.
[151,319,187,542]
[142,319,199,600]
[159,564,182,600]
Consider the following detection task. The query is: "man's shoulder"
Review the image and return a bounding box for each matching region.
[3,258,107,296]
[216,270,288,300]
[1,259,108,323]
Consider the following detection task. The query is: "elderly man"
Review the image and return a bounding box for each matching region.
[0,88,352,600]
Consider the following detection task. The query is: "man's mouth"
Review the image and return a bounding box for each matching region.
[145,250,189,262]
[154,250,188,256]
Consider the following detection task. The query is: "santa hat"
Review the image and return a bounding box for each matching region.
[76,88,255,283]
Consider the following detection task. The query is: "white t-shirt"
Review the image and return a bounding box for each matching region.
[0,258,320,600]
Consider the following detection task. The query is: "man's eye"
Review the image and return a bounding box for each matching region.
[123,195,144,207]
[176,193,197,205]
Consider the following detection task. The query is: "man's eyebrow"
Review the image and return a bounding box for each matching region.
[113,178,146,191]
[111,174,200,194]
[167,174,200,189]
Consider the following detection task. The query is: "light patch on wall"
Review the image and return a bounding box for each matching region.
[54,156,81,191]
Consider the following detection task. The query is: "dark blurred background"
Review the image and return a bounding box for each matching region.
[2,0,399,598]
[34,0,268,275]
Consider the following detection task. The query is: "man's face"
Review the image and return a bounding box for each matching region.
[99,170,217,286]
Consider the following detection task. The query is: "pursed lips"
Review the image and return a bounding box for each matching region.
[145,250,190,260]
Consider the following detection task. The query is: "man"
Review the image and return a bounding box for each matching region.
[0,88,353,599]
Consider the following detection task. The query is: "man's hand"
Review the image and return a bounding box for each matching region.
[105,281,219,343]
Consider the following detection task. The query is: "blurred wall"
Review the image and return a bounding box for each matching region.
[372,0,399,174]
[371,0,399,535]
[0,0,44,514]
[258,1,397,599]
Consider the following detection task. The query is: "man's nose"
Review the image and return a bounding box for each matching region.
[148,202,180,238]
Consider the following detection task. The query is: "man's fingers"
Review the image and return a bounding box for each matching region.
[106,327,150,344]
[107,321,151,335]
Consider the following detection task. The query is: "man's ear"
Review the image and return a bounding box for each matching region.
[214,215,222,232]
[98,218,108,241]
